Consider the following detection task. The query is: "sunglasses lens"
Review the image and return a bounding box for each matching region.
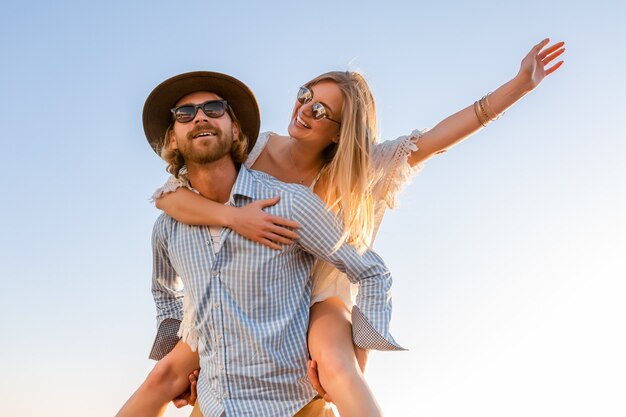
[311,102,326,120]
[202,101,226,118]
[172,100,227,123]
[297,87,312,104]
[174,106,196,123]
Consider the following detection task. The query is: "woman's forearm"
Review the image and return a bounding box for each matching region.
[408,39,564,167]
[408,75,531,166]
[155,187,234,227]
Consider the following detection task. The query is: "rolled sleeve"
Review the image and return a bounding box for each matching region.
[149,215,185,360]
[149,318,182,360]
[291,191,405,351]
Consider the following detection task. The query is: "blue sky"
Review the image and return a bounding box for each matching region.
[1,1,625,416]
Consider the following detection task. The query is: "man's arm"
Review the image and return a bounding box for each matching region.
[290,191,405,351]
[149,214,185,360]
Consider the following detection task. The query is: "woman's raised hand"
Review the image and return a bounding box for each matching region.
[230,195,301,250]
[517,38,565,90]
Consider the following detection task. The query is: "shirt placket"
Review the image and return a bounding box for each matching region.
[207,226,232,407]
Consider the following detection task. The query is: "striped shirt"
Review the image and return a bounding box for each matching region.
[151,167,403,417]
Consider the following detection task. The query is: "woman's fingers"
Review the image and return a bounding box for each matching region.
[252,196,301,232]
[257,227,300,250]
[532,38,551,53]
[265,230,296,245]
[268,222,300,239]
[269,215,301,230]
[256,195,281,209]
[542,47,565,65]
[538,41,565,59]
[545,60,564,76]
[260,238,282,251]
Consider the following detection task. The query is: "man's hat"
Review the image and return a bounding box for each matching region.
[142,71,260,155]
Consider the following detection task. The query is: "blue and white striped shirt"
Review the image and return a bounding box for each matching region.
[151,167,402,417]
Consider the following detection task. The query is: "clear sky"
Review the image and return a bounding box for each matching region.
[1,1,625,416]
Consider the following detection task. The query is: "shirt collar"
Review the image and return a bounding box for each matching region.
[231,166,260,200]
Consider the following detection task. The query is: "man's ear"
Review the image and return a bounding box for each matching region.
[169,130,178,150]
[232,123,241,142]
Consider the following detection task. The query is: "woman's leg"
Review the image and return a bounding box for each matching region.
[308,297,383,417]
[116,340,200,417]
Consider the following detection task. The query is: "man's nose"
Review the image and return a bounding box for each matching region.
[193,107,209,123]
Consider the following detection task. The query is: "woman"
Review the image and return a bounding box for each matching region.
[117,38,564,417]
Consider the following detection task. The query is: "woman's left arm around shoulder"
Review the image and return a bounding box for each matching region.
[408,38,565,167]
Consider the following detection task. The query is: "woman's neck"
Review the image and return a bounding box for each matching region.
[284,136,326,173]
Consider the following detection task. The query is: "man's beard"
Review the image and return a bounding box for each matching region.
[176,123,233,165]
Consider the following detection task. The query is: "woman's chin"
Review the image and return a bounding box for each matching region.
[287,121,303,138]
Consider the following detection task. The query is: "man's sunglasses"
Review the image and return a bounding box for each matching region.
[171,100,229,123]
[297,87,341,125]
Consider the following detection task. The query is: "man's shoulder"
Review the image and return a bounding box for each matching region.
[244,168,313,196]
[152,212,175,237]
[154,211,173,224]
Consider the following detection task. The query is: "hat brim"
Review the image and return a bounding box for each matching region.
[142,71,260,156]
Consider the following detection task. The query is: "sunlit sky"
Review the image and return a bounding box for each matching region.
[1,1,625,416]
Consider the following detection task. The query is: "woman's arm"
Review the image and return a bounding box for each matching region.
[156,187,233,226]
[408,38,565,167]
[156,188,301,250]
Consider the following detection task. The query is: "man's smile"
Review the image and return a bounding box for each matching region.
[192,130,217,139]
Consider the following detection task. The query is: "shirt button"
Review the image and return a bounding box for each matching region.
[212,270,218,277]
[214,303,219,309]
[206,240,211,246]
[220,364,225,370]
[216,334,222,340]
[223,393,228,398]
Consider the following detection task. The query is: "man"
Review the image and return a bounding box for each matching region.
[142,71,401,417]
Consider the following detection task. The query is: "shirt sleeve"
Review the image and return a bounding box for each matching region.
[372,129,426,209]
[291,191,405,351]
[177,292,200,352]
[148,215,185,360]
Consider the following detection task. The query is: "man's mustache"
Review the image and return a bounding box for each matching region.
[187,123,221,140]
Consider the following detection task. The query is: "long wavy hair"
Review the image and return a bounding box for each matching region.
[305,71,379,251]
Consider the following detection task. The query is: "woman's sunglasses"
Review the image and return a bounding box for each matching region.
[297,87,341,125]
[171,100,229,123]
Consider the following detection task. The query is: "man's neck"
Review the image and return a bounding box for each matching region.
[185,156,238,204]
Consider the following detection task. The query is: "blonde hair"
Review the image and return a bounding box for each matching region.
[160,104,249,178]
[305,71,379,252]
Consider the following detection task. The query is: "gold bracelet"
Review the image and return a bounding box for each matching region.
[474,93,504,127]
[474,100,490,127]
[481,94,500,121]
[477,98,490,123]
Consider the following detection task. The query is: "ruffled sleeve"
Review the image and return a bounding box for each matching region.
[149,168,192,203]
[372,129,426,209]
[244,131,270,169]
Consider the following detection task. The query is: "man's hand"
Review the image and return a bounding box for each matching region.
[172,369,199,408]
[307,360,333,403]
